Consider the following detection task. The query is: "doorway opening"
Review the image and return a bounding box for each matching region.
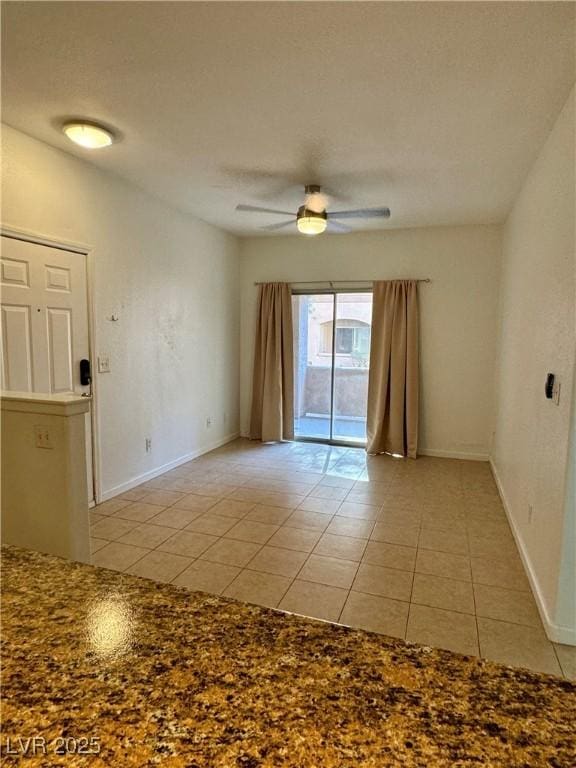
[292,290,373,446]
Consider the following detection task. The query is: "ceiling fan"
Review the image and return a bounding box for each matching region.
[236,185,391,235]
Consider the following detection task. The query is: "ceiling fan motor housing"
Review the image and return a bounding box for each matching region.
[297,204,327,222]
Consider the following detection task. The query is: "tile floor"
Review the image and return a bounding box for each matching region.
[90,438,575,680]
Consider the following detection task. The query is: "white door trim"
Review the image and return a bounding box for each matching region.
[1,223,102,503]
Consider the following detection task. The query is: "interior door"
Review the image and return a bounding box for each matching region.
[1,235,94,502]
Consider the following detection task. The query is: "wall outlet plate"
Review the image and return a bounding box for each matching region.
[34,425,53,449]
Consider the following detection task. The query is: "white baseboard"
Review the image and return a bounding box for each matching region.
[419,448,489,461]
[99,432,240,503]
[489,457,576,646]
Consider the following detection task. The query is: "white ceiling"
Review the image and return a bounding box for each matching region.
[2,2,574,236]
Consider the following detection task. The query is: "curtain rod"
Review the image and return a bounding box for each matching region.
[254,278,431,286]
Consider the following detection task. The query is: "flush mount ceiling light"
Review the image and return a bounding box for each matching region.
[62,121,114,149]
[296,206,327,236]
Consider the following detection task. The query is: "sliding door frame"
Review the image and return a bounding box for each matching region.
[291,287,372,449]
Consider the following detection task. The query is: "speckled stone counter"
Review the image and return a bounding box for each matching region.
[1,546,574,767]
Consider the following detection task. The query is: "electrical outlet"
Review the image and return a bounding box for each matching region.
[98,355,111,373]
[145,437,152,453]
[34,425,53,449]
[206,416,212,428]
[528,504,534,524]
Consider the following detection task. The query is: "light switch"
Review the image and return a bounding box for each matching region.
[98,355,111,373]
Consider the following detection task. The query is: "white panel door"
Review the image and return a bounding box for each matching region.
[1,235,94,502]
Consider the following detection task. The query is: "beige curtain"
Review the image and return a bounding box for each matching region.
[366,280,419,458]
[249,283,294,442]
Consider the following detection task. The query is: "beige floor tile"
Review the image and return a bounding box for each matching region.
[118,488,150,502]
[89,512,106,526]
[471,557,529,591]
[284,509,333,532]
[209,498,256,518]
[353,479,389,493]
[147,506,204,529]
[352,563,413,602]
[338,501,381,520]
[202,537,262,567]
[172,493,218,513]
[370,521,420,548]
[406,604,479,656]
[117,523,176,548]
[92,542,149,571]
[165,478,205,493]
[228,487,268,503]
[90,537,108,554]
[313,533,367,562]
[279,580,348,623]
[245,505,292,525]
[415,549,471,581]
[477,618,562,676]
[554,643,576,681]
[467,534,518,561]
[297,496,341,515]
[418,527,468,555]
[474,583,542,627]
[95,498,133,516]
[224,519,279,544]
[173,560,240,594]
[346,489,388,506]
[158,530,219,558]
[90,516,139,541]
[126,550,192,582]
[325,516,374,539]
[193,481,237,498]
[378,507,422,528]
[185,514,237,536]
[309,485,349,501]
[421,508,466,531]
[298,554,358,589]
[113,501,167,523]
[261,492,305,509]
[247,545,308,577]
[362,541,417,572]
[411,573,474,614]
[223,569,292,608]
[142,490,185,507]
[266,527,321,552]
[340,591,409,639]
[318,476,356,489]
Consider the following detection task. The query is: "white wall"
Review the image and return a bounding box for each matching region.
[492,87,575,643]
[1,125,241,499]
[239,225,502,459]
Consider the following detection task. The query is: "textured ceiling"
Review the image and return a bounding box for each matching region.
[2,2,574,236]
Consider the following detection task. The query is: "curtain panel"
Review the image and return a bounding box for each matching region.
[366,280,419,458]
[249,282,294,442]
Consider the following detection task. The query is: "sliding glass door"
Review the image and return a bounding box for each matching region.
[292,291,373,445]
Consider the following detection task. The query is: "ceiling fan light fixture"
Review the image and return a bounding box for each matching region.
[62,121,114,149]
[296,206,327,236]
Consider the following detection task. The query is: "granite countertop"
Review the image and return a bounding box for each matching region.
[1,545,574,767]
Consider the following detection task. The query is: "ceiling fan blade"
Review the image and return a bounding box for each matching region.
[260,220,297,231]
[327,207,391,219]
[326,220,352,233]
[236,204,294,216]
